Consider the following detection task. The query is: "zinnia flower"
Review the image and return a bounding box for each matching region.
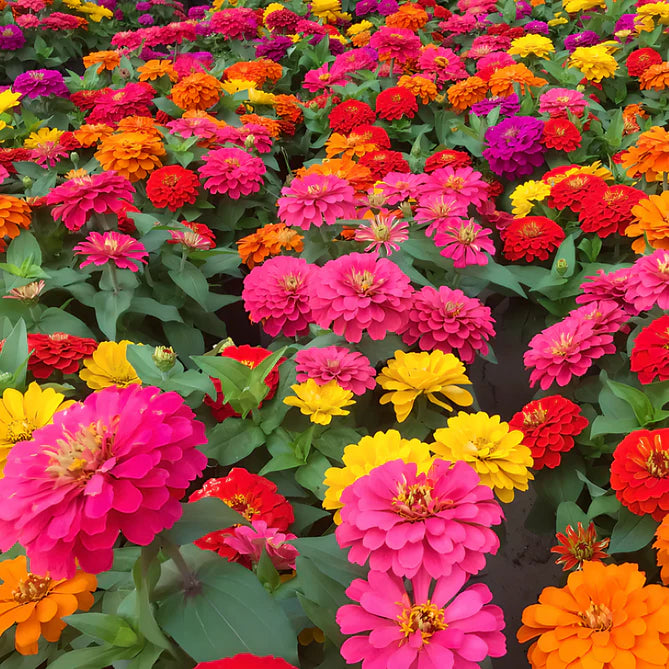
[538,87,587,118]
[400,285,495,363]
[171,72,223,111]
[95,132,165,182]
[541,118,581,152]
[483,116,546,180]
[322,430,433,523]
[631,315,669,384]
[336,458,503,578]
[74,231,148,272]
[0,555,97,655]
[236,223,303,268]
[625,249,669,313]
[377,350,474,423]
[432,411,533,503]
[354,211,408,255]
[337,569,506,669]
[189,469,294,559]
[195,656,297,669]
[508,34,554,58]
[654,515,669,585]
[611,428,669,521]
[627,191,669,253]
[199,147,265,199]
[551,522,610,572]
[242,256,316,338]
[579,184,647,239]
[27,333,97,379]
[145,165,200,212]
[0,385,207,578]
[13,69,69,98]
[295,347,375,395]
[518,561,669,669]
[568,44,618,82]
[576,266,638,315]
[0,195,31,241]
[223,519,298,571]
[502,216,566,263]
[509,395,588,470]
[283,379,355,425]
[620,126,669,182]
[375,86,418,121]
[329,99,375,133]
[79,340,141,390]
[433,219,495,268]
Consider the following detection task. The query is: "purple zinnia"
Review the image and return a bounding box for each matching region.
[564,31,601,52]
[255,35,292,62]
[355,0,377,14]
[137,13,154,25]
[482,116,545,181]
[471,93,520,118]
[614,14,636,41]
[377,0,399,14]
[523,20,549,35]
[135,1,151,9]
[516,0,532,18]
[14,70,69,99]
[0,25,25,51]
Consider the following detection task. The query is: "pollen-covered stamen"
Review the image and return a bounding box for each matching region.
[579,602,613,631]
[222,493,259,520]
[11,574,52,604]
[348,269,383,295]
[7,419,34,443]
[392,477,449,520]
[523,405,547,427]
[397,601,448,642]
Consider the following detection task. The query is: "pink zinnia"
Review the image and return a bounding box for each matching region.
[400,285,496,363]
[310,252,413,343]
[538,87,587,118]
[337,568,506,669]
[167,116,221,141]
[336,459,502,579]
[302,63,350,92]
[0,385,207,578]
[524,317,615,390]
[242,255,316,338]
[46,171,135,232]
[418,166,489,209]
[418,46,468,83]
[74,231,148,272]
[277,173,356,230]
[375,172,427,206]
[199,146,266,199]
[295,346,376,395]
[625,249,669,313]
[414,193,468,237]
[354,212,408,255]
[566,300,629,335]
[223,519,298,571]
[576,267,639,315]
[434,219,495,268]
[368,27,421,64]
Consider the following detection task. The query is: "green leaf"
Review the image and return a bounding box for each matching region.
[606,379,654,425]
[203,418,266,466]
[0,319,28,388]
[535,453,585,509]
[157,559,298,664]
[64,612,138,647]
[6,231,42,267]
[575,470,607,498]
[296,452,331,500]
[291,535,365,587]
[168,261,210,308]
[464,257,526,298]
[608,507,658,554]
[587,494,621,519]
[556,501,590,534]
[129,297,183,323]
[35,308,96,338]
[93,290,133,340]
[46,644,139,669]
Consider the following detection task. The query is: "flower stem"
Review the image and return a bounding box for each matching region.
[161,537,202,597]
[109,264,120,295]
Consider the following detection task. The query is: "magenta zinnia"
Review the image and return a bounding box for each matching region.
[336,458,503,579]
[0,385,207,578]
[309,252,413,343]
[434,219,495,268]
[74,231,148,272]
[199,146,266,199]
[295,346,376,396]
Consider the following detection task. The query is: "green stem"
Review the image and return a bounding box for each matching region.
[109,264,120,295]
[179,247,187,273]
[663,172,668,192]
[161,537,202,597]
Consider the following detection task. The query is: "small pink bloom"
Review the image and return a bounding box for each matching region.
[576,267,639,315]
[199,146,266,199]
[567,300,629,335]
[74,231,148,272]
[375,172,427,206]
[625,249,669,313]
[538,87,587,118]
[434,219,495,268]
[414,193,468,237]
[354,211,408,255]
[303,63,350,92]
[223,519,298,571]
[418,166,489,209]
[295,346,376,395]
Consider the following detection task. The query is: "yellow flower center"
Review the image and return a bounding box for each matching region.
[162,174,179,187]
[646,449,669,477]
[434,56,450,67]
[579,602,613,631]
[281,273,302,291]
[392,479,448,520]
[103,238,119,253]
[12,574,52,604]
[372,222,390,241]
[550,333,574,357]
[521,222,543,238]
[523,406,547,427]
[222,493,258,520]
[397,602,447,642]
[445,176,465,191]
[348,269,381,295]
[456,223,478,244]
[7,419,34,444]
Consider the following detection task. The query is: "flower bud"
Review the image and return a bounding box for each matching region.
[21,176,32,188]
[153,345,177,372]
[555,258,569,276]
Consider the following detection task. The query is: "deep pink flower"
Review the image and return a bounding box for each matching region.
[303,63,350,92]
[0,385,207,578]
[418,46,468,83]
[576,266,639,315]
[74,231,148,272]
[354,211,408,255]
[277,173,356,230]
[400,285,496,363]
[524,317,615,390]
[538,87,587,118]
[337,569,506,669]
[295,346,376,395]
[223,520,298,571]
[46,172,135,232]
[566,300,629,335]
[625,249,669,313]
[418,166,489,209]
[375,172,427,205]
[199,146,266,198]
[242,256,317,338]
[414,193,468,237]
[434,219,495,268]
[336,459,502,579]
[368,26,421,64]
[310,252,413,343]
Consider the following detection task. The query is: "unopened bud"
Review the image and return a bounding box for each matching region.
[153,345,177,372]
[399,201,413,218]
[212,337,235,355]
[367,192,387,208]
[118,67,131,80]
[555,258,569,276]
[70,151,79,165]
[244,134,256,150]
[21,176,32,188]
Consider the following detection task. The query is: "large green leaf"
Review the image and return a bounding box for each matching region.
[608,508,658,554]
[63,613,138,647]
[203,418,266,466]
[93,290,132,340]
[555,501,589,535]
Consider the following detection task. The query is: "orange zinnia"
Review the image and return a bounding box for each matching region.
[239,113,281,137]
[0,555,97,655]
[640,62,669,91]
[297,156,374,194]
[518,561,669,669]
[237,222,304,268]
[171,72,223,111]
[627,191,669,253]
[116,115,161,136]
[385,2,428,31]
[447,76,488,113]
[622,102,647,134]
[82,49,120,74]
[224,59,282,86]
[0,195,31,240]
[274,94,303,123]
[73,123,113,147]
[655,515,669,586]
[398,74,438,104]
[95,131,165,182]
[325,132,378,159]
[488,63,548,97]
[620,126,669,181]
[137,59,178,82]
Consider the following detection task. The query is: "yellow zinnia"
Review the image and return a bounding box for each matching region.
[283,379,354,426]
[0,90,21,116]
[508,35,555,59]
[77,2,113,20]
[510,180,552,217]
[562,0,605,12]
[568,45,618,82]
[322,429,433,522]
[79,340,141,390]
[23,127,64,149]
[377,350,473,423]
[431,411,534,503]
[0,382,74,477]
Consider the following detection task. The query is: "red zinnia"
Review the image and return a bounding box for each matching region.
[551,522,610,571]
[328,99,375,134]
[145,165,200,212]
[196,655,297,669]
[548,173,607,214]
[375,87,418,121]
[27,332,98,379]
[578,185,648,238]
[502,216,565,263]
[189,468,294,559]
[631,315,669,384]
[541,118,581,152]
[359,150,410,181]
[611,428,669,521]
[627,47,663,77]
[203,344,284,422]
[509,395,588,469]
[424,149,472,173]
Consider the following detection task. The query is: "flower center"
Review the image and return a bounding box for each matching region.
[456,223,478,244]
[7,419,34,444]
[521,222,544,238]
[103,238,119,254]
[579,602,613,631]
[445,176,465,191]
[397,601,447,642]
[646,449,669,477]
[222,493,259,520]
[162,174,179,187]
[45,417,117,483]
[392,478,448,520]
[281,273,302,291]
[347,269,381,295]
[49,332,69,342]
[523,406,547,427]
[12,574,52,604]
[550,333,575,356]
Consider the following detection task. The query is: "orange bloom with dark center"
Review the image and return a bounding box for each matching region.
[82,50,120,74]
[611,428,669,521]
[237,222,303,268]
[0,195,31,241]
[627,191,669,253]
[640,62,669,91]
[654,515,669,585]
[385,2,428,31]
[0,555,96,655]
[518,561,669,669]
[73,123,113,147]
[172,72,223,111]
[447,76,488,113]
[95,131,165,182]
[488,64,548,97]
[551,522,610,571]
[398,74,438,104]
[621,126,669,181]
[137,59,178,82]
